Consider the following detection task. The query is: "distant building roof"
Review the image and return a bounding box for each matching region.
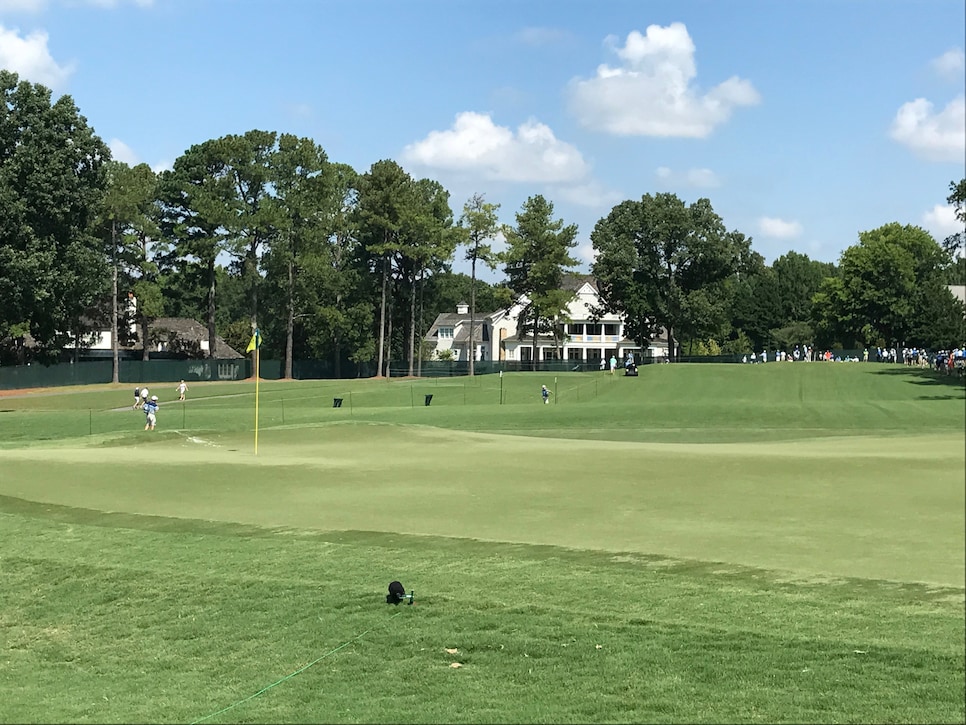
[150,318,243,358]
[562,273,598,293]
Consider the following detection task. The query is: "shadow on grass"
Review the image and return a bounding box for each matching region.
[2,493,961,604]
[870,365,966,397]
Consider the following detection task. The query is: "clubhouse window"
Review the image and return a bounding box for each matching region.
[439,327,454,338]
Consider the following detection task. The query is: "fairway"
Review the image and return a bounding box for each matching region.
[1,363,963,724]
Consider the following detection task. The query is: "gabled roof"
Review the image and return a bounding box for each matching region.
[562,273,598,294]
[425,308,504,342]
[150,318,243,358]
[424,312,467,341]
[452,322,489,344]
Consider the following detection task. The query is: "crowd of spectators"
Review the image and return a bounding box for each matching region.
[932,347,965,376]
[740,344,965,375]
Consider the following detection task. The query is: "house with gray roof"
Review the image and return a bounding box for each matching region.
[62,314,242,360]
[424,274,672,365]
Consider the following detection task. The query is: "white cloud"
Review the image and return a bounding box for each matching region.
[932,48,965,79]
[686,168,719,187]
[575,239,596,267]
[402,111,590,184]
[553,179,623,209]
[567,22,760,138]
[0,24,73,89]
[758,217,803,239]
[107,138,170,173]
[653,166,720,188]
[922,204,963,239]
[890,95,966,161]
[108,138,139,164]
[0,0,47,12]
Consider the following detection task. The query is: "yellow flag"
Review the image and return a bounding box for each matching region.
[246,329,260,353]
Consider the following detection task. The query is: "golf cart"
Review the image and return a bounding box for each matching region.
[624,353,638,376]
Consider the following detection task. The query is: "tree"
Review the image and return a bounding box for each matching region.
[591,193,750,360]
[502,195,579,367]
[726,251,783,351]
[157,139,235,359]
[262,157,372,378]
[309,162,374,376]
[812,222,954,348]
[907,275,965,349]
[97,161,159,376]
[356,160,413,377]
[219,130,278,341]
[943,178,965,258]
[356,162,456,377]
[458,193,501,375]
[263,134,333,379]
[423,271,502,325]
[404,178,457,376]
[772,251,836,327]
[0,70,111,363]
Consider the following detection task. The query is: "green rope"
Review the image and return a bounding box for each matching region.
[190,610,403,724]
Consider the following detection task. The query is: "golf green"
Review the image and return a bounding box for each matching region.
[2,419,962,587]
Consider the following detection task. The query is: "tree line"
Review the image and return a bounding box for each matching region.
[1,70,963,376]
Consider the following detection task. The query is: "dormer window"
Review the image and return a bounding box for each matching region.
[439,327,454,338]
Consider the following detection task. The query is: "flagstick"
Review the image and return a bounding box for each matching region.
[254,345,260,455]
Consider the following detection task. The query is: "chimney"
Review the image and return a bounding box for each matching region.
[456,301,469,315]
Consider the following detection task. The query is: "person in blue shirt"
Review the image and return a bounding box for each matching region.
[143,395,159,431]
[541,385,551,404]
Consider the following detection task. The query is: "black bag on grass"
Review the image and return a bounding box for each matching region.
[387,581,406,605]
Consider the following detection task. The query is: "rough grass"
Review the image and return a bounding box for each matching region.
[0,363,963,723]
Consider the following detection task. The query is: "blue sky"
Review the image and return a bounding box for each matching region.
[1,0,964,282]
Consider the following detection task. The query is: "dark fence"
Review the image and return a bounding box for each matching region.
[0,358,246,390]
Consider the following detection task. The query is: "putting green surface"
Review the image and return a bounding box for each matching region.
[2,420,962,587]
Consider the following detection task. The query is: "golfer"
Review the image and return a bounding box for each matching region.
[143,395,159,431]
[541,385,551,404]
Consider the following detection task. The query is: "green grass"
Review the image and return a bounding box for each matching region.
[0,363,963,723]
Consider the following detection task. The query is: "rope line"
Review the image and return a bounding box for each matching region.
[190,611,403,724]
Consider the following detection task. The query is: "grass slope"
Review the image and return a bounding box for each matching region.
[0,363,963,723]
